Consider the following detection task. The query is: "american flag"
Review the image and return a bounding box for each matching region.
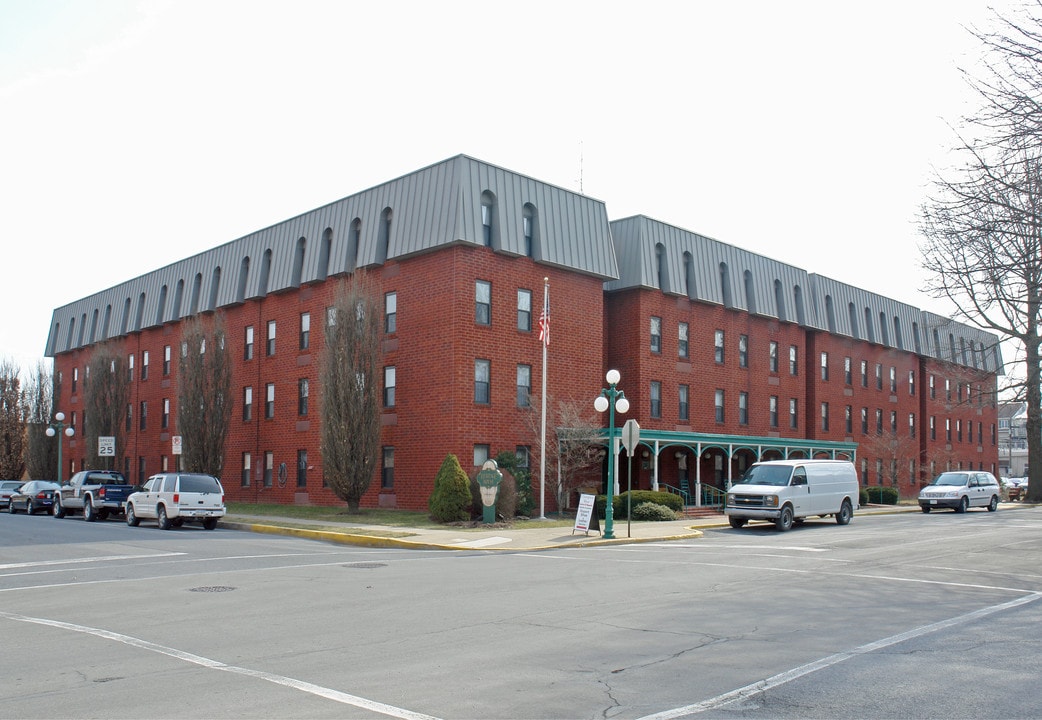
[538,297,550,347]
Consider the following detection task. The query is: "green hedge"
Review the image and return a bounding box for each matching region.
[631,501,678,521]
[864,485,899,505]
[594,490,682,519]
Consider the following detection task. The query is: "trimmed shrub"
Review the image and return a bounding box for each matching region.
[859,488,869,508]
[864,485,899,505]
[631,501,678,521]
[429,454,472,522]
[616,490,683,518]
[513,469,535,517]
[594,494,620,519]
[496,449,534,517]
[595,490,681,518]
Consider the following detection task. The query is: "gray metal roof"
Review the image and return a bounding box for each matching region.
[46,155,618,356]
[606,215,1004,374]
[807,274,926,352]
[920,311,1005,373]
[607,215,816,324]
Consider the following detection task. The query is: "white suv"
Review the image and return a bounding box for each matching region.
[918,471,1000,513]
[125,473,226,530]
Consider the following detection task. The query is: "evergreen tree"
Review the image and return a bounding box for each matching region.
[429,453,471,522]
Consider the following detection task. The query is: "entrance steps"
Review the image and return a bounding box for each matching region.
[679,506,724,519]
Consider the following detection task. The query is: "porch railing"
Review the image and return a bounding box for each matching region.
[659,483,726,509]
[659,483,690,505]
[701,485,726,508]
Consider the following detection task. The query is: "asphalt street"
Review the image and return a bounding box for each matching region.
[1,506,1040,719]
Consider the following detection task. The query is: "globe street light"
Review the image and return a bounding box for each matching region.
[594,369,629,539]
[45,412,75,484]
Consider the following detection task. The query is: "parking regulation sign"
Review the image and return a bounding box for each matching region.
[172,435,183,455]
[98,436,115,457]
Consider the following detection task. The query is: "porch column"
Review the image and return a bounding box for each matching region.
[652,439,660,491]
[695,442,702,507]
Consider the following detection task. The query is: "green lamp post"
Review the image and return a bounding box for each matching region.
[45,411,75,484]
[594,369,629,540]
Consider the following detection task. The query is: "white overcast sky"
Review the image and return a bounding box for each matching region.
[0,0,1023,374]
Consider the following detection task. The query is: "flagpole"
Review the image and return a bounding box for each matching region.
[539,277,549,520]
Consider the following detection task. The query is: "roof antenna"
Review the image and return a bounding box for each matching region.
[577,141,584,194]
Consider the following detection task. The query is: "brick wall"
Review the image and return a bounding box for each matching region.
[51,248,999,508]
[53,244,607,512]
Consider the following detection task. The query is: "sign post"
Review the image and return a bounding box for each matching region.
[620,419,641,537]
[476,460,503,524]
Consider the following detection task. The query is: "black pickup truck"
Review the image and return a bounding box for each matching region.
[53,470,136,521]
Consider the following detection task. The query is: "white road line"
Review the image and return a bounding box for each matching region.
[641,544,829,552]
[0,552,186,570]
[635,592,1042,720]
[0,611,442,720]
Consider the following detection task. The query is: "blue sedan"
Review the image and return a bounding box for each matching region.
[7,481,61,515]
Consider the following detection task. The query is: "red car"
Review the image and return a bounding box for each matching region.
[1007,478,1029,501]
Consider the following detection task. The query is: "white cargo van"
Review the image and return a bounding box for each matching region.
[725,459,860,531]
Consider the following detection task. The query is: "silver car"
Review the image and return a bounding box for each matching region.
[0,480,23,509]
[918,471,1000,513]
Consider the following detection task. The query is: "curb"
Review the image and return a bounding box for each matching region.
[222,522,459,551]
[222,521,704,551]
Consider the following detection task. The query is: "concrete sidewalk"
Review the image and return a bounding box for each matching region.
[222,504,930,552]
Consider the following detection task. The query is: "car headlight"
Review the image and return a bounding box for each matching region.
[944,491,959,498]
[764,495,779,508]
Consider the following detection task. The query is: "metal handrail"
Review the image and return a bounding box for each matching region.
[658,483,690,504]
[701,485,726,508]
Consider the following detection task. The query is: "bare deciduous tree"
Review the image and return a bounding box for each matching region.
[23,361,57,480]
[320,273,381,512]
[963,3,1042,150]
[920,4,1042,503]
[83,345,130,471]
[923,444,963,483]
[860,429,920,492]
[0,359,25,480]
[177,314,232,475]
[523,394,603,513]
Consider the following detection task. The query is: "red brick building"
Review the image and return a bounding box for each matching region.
[45,156,1002,509]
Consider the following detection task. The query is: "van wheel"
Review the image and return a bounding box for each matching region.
[988,495,999,512]
[955,496,968,513]
[836,500,852,525]
[157,505,171,530]
[775,506,794,532]
[728,517,747,529]
[921,506,931,514]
